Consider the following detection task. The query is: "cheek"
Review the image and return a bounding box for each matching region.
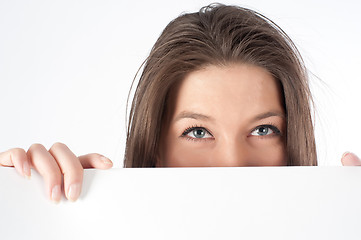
[162,139,286,167]
[162,138,215,167]
[247,139,287,166]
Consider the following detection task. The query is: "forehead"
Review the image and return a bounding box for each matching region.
[168,64,284,121]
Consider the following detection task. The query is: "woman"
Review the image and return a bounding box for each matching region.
[125,3,315,168]
[0,4,359,203]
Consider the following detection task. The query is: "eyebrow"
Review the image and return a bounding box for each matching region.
[174,111,215,122]
[252,111,285,121]
[174,110,285,122]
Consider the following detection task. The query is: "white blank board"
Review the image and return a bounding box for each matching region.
[1,167,361,240]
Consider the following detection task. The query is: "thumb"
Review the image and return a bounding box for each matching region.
[341,152,361,166]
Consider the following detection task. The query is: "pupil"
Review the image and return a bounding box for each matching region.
[259,127,268,135]
[193,129,205,138]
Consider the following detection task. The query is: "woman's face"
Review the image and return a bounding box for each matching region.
[158,63,287,167]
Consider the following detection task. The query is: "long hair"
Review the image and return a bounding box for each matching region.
[124,3,317,167]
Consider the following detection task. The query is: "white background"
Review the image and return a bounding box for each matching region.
[0,0,360,167]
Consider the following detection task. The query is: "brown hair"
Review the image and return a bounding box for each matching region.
[124,3,317,167]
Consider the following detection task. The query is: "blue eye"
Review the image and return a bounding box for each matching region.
[250,125,281,136]
[182,127,213,140]
[192,128,206,138]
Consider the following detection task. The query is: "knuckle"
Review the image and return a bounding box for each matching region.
[28,143,45,152]
[50,142,66,150]
[9,148,26,158]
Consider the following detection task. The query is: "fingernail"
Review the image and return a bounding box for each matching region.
[342,151,351,159]
[23,161,31,179]
[67,183,81,202]
[100,156,112,165]
[51,185,61,203]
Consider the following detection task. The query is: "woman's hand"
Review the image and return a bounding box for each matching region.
[0,143,113,203]
[341,152,361,166]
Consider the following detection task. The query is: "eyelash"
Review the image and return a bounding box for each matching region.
[180,125,214,142]
[180,123,282,142]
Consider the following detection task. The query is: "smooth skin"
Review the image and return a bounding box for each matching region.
[158,64,286,167]
[0,64,359,202]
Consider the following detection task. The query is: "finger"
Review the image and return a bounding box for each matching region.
[341,152,361,166]
[27,144,63,203]
[0,148,31,178]
[78,153,113,169]
[48,142,83,202]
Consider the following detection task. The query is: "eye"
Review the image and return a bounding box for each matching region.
[181,126,213,140]
[250,125,281,137]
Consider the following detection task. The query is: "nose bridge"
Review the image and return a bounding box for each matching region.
[214,138,248,167]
